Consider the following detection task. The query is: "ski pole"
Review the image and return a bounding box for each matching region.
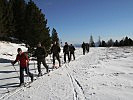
[50,54,52,63]
[33,59,36,73]
[31,58,37,73]
[12,65,19,76]
[26,62,30,82]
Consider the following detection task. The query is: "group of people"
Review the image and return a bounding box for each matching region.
[11,42,76,86]
[81,42,90,55]
[11,43,49,86]
[50,41,76,67]
[63,42,76,63]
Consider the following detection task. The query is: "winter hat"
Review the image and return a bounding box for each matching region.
[17,48,22,52]
[65,42,67,44]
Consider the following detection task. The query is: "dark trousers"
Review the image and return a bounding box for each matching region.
[86,48,89,53]
[70,52,75,61]
[53,53,61,65]
[20,67,33,84]
[37,58,49,74]
[64,53,70,62]
[83,48,85,55]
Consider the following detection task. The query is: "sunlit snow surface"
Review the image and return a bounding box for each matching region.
[0,41,133,100]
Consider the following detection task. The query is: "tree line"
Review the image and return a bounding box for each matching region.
[1,0,132,49]
[99,36,133,47]
[0,0,60,50]
[89,35,133,47]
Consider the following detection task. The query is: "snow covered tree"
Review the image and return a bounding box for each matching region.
[89,35,95,47]
[96,36,102,47]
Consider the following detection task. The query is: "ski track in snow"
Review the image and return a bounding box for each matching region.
[0,42,133,100]
[64,64,85,100]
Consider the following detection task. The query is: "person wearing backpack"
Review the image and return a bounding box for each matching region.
[82,42,86,55]
[69,44,75,61]
[11,48,34,86]
[34,42,49,76]
[63,42,70,63]
[51,42,61,68]
[86,43,90,53]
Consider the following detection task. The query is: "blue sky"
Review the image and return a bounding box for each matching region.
[32,0,133,44]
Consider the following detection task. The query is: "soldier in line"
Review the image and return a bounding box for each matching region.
[82,42,86,55]
[51,42,61,68]
[69,44,75,61]
[63,42,70,63]
[34,42,49,76]
[86,43,90,53]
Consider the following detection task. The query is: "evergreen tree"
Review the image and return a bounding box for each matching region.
[101,40,107,47]
[7,0,15,37]
[114,40,119,46]
[51,28,59,44]
[99,41,102,47]
[124,36,130,46]
[119,39,124,46]
[107,39,114,47]
[25,0,51,50]
[98,36,101,47]
[10,0,26,40]
[89,35,95,47]
[0,0,9,38]
[128,38,133,46]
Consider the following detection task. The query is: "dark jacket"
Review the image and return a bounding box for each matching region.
[51,44,61,54]
[82,43,86,49]
[69,45,75,53]
[63,44,69,53]
[35,47,47,59]
[86,43,90,50]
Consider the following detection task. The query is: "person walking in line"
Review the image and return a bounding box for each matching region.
[63,42,70,63]
[69,44,75,61]
[51,42,61,68]
[82,42,86,55]
[34,42,49,76]
[86,43,90,53]
[11,48,34,86]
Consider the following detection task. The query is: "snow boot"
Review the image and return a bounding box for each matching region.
[38,73,43,77]
[19,83,24,87]
[31,75,34,82]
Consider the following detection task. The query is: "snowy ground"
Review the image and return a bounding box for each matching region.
[0,41,133,100]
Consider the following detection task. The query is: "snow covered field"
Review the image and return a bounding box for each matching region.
[0,41,133,100]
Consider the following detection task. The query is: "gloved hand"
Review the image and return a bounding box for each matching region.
[11,61,14,66]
